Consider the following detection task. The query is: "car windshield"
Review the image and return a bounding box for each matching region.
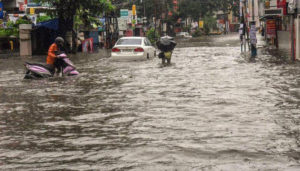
[117,39,142,45]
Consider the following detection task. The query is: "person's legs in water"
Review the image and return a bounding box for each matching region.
[167,58,171,64]
[162,58,166,65]
[53,59,63,76]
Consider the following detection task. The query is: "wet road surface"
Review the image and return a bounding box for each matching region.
[0,34,300,170]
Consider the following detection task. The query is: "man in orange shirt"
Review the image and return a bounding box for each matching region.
[46,37,64,75]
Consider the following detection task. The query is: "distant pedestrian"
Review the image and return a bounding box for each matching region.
[249,22,257,58]
[261,26,265,37]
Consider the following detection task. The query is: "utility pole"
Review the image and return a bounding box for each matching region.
[154,0,157,41]
[252,0,255,22]
[245,0,250,51]
[143,0,146,18]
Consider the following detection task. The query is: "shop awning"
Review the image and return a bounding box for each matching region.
[35,19,59,30]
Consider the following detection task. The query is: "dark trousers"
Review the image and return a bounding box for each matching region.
[251,44,257,57]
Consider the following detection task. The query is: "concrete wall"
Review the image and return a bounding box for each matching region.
[248,0,260,27]
[258,0,265,17]
[277,31,291,50]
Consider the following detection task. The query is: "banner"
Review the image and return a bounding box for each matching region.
[120,9,129,18]
[199,20,204,29]
[0,2,3,19]
[82,38,94,53]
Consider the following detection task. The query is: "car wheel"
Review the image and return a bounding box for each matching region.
[154,51,156,57]
[147,54,150,59]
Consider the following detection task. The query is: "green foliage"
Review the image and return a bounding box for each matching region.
[146,28,160,44]
[192,29,203,37]
[0,18,32,38]
[0,28,18,38]
[179,1,215,20]
[203,15,217,35]
[34,0,114,22]
[37,15,52,23]
[215,0,240,16]
[178,0,239,20]
[6,21,15,28]
[15,18,32,25]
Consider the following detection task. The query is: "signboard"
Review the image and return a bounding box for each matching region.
[199,20,204,29]
[288,0,296,14]
[266,19,276,38]
[127,10,133,24]
[82,38,93,53]
[265,8,283,16]
[120,9,129,18]
[30,8,35,15]
[270,0,277,8]
[98,18,105,31]
[118,17,127,31]
[132,5,136,16]
[18,2,25,12]
[0,2,3,19]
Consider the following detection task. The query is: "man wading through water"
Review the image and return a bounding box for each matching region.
[157,36,177,65]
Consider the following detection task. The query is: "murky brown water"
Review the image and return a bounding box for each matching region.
[0,34,300,170]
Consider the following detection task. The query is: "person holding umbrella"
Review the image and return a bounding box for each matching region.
[156,36,177,65]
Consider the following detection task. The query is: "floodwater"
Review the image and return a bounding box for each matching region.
[0,34,300,170]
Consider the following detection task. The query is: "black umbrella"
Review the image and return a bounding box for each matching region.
[156,36,177,52]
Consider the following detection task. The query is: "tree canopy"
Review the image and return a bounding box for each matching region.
[111,0,239,21]
[34,0,114,34]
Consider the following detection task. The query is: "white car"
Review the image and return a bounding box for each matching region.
[110,37,156,61]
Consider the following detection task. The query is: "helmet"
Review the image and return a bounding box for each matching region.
[55,37,64,45]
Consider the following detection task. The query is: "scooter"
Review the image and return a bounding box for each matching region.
[24,53,79,79]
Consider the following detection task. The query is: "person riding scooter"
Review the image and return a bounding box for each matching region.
[46,37,65,75]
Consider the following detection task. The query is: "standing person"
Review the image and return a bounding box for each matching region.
[46,37,65,75]
[261,26,265,37]
[249,22,257,58]
[239,23,245,52]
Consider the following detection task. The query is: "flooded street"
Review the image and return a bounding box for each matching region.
[1,34,300,170]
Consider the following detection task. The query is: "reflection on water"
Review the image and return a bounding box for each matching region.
[0,35,300,170]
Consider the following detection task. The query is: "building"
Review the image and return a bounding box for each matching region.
[2,0,39,13]
[255,0,300,60]
[2,0,26,12]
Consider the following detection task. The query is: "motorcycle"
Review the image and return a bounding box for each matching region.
[24,53,79,79]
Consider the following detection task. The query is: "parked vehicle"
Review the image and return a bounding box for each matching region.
[24,53,79,79]
[176,32,192,38]
[110,37,156,61]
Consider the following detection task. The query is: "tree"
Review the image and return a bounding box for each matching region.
[34,0,114,39]
[179,0,215,20]
[214,0,239,16]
